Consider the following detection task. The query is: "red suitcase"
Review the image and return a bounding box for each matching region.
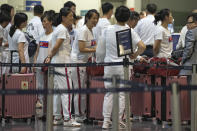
[4,73,36,118]
[88,76,104,120]
[155,76,190,121]
[130,74,153,117]
[166,76,190,121]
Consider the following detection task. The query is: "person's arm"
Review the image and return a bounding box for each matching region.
[78,40,96,53]
[18,42,27,73]
[45,39,64,63]
[130,41,146,59]
[182,30,195,64]
[18,42,26,63]
[0,38,2,46]
[34,46,40,63]
[153,40,162,56]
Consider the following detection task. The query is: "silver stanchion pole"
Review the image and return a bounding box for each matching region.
[112,75,119,131]
[171,82,181,131]
[191,65,197,131]
[46,66,54,131]
[123,57,131,131]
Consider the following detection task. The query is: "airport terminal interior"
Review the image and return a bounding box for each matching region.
[0,0,197,131]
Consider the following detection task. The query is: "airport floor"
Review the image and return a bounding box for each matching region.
[0,118,190,131]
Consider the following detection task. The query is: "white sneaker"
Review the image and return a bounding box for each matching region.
[75,116,86,123]
[102,120,112,129]
[63,119,81,127]
[53,119,63,125]
[119,121,126,129]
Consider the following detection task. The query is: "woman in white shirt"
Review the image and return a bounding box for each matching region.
[33,11,55,116]
[101,6,145,129]
[70,9,99,123]
[45,7,80,127]
[153,9,174,58]
[8,13,28,73]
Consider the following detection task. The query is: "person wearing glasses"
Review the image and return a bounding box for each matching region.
[180,13,197,76]
[176,14,197,49]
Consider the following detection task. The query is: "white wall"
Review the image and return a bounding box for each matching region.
[126,0,142,12]
[0,0,8,5]
[42,0,101,15]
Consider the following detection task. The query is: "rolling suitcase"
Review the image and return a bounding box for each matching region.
[166,76,190,121]
[155,76,190,122]
[87,76,104,120]
[4,73,36,118]
[131,74,154,117]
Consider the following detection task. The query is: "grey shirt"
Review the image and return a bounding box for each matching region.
[180,27,197,75]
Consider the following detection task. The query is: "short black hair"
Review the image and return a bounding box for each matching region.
[0,4,14,15]
[115,6,130,23]
[146,3,157,14]
[0,11,11,23]
[64,1,76,8]
[130,11,140,20]
[33,5,44,15]
[102,2,113,15]
[85,9,99,24]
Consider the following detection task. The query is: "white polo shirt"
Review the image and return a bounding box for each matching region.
[95,18,111,63]
[155,25,173,58]
[51,24,71,63]
[0,25,4,41]
[8,29,29,63]
[71,25,96,62]
[134,15,157,46]
[104,24,141,63]
[176,25,187,49]
[26,16,45,44]
[36,33,52,63]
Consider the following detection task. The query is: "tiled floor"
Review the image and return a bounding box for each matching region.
[0,118,190,131]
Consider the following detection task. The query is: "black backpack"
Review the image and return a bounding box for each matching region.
[24,32,37,57]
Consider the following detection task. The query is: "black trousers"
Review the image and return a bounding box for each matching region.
[141,45,153,58]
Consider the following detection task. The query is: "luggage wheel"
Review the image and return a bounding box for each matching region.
[1,118,5,127]
[27,118,31,125]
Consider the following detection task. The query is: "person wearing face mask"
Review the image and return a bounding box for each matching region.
[45,7,81,127]
[153,9,174,58]
[180,13,197,76]
[8,13,29,73]
[70,9,99,123]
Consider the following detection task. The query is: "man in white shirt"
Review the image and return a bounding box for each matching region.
[27,5,44,44]
[134,3,157,57]
[26,5,44,63]
[95,2,113,62]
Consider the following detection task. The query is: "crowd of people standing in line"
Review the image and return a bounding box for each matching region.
[0,1,197,129]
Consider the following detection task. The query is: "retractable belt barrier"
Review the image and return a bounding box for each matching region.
[0,61,195,95]
[0,62,193,70]
[0,77,196,95]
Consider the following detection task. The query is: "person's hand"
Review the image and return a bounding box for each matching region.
[44,57,51,63]
[3,42,9,47]
[20,67,27,74]
[130,53,138,59]
[32,67,36,73]
[139,57,148,63]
